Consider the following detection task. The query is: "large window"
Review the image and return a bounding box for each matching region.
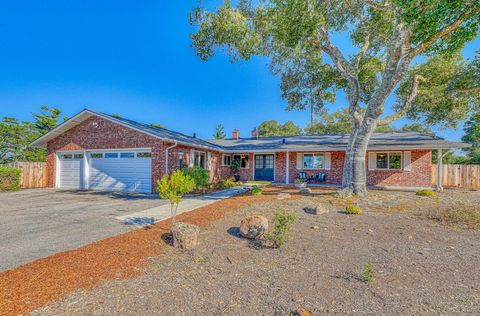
[375,152,402,170]
[192,151,206,168]
[233,154,249,169]
[222,154,231,166]
[303,153,324,169]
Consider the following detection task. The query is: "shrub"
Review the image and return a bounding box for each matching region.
[345,205,362,215]
[156,170,195,223]
[251,185,262,196]
[416,189,436,197]
[182,167,209,191]
[216,178,237,190]
[362,262,374,284]
[264,211,297,248]
[0,167,21,191]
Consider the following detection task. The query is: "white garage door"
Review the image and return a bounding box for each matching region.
[88,150,152,193]
[59,153,84,189]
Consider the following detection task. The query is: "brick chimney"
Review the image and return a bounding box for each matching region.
[251,128,259,138]
[232,129,240,139]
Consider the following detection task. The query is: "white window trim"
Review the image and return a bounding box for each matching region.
[374,151,403,170]
[192,150,207,168]
[302,153,325,170]
[233,154,250,169]
[222,154,232,167]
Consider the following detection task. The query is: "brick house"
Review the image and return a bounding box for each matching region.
[30,109,469,193]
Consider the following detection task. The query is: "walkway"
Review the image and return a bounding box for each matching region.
[117,186,249,226]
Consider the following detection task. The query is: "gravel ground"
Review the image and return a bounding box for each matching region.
[34,189,480,315]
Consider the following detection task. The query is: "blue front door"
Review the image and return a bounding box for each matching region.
[254,154,274,181]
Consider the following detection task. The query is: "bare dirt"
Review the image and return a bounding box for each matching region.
[33,188,480,315]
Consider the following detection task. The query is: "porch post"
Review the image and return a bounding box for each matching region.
[437,148,443,191]
[285,152,289,184]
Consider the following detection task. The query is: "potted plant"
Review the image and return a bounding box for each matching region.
[231,158,241,182]
[294,178,307,188]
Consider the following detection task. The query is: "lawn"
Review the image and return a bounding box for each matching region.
[5,187,479,315]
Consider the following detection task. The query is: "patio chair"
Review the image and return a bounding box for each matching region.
[298,172,307,181]
[316,172,326,182]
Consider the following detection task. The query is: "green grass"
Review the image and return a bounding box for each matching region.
[345,205,363,215]
[251,185,263,196]
[415,189,437,197]
[362,262,374,283]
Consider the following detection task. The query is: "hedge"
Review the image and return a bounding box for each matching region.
[0,167,21,191]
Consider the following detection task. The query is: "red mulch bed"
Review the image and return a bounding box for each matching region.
[0,187,300,316]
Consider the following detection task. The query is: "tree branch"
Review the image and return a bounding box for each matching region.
[408,6,475,58]
[361,0,394,12]
[377,74,422,126]
[314,27,362,117]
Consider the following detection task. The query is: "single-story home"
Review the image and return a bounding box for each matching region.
[30,109,469,193]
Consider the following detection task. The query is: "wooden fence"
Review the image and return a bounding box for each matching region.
[432,164,480,190]
[1,162,48,189]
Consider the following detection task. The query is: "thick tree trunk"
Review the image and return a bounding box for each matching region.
[340,118,377,197]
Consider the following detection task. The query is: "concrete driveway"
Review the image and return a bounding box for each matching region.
[0,189,167,272]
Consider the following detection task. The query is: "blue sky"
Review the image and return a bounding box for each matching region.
[0,1,478,141]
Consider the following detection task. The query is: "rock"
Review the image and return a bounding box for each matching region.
[311,225,320,230]
[171,222,200,251]
[239,215,268,239]
[276,193,291,200]
[315,204,329,214]
[300,188,312,194]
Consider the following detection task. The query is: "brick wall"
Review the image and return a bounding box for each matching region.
[46,116,165,190]
[366,150,432,187]
[220,153,254,181]
[274,150,431,187]
[46,116,224,192]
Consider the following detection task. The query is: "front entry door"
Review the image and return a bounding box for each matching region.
[254,154,274,181]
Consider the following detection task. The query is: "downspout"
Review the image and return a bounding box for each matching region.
[165,141,178,176]
[437,148,452,192]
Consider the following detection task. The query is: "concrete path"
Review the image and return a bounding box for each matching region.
[117,186,249,227]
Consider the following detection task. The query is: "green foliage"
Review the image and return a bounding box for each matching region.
[345,205,362,215]
[216,178,237,190]
[0,106,63,164]
[150,122,167,129]
[156,170,195,222]
[230,158,241,175]
[258,120,302,137]
[416,189,437,197]
[264,211,297,248]
[462,110,480,163]
[250,185,262,195]
[213,124,226,139]
[182,167,210,191]
[0,167,21,191]
[362,262,374,284]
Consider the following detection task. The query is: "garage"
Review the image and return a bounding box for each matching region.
[58,153,84,189]
[57,149,152,193]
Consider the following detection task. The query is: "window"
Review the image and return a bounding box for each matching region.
[375,152,402,170]
[137,152,152,158]
[192,151,206,168]
[233,154,249,168]
[90,153,103,158]
[105,152,118,158]
[120,152,135,158]
[222,154,231,166]
[303,153,324,169]
[73,153,84,159]
[61,154,73,159]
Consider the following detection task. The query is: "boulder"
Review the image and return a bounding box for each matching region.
[171,222,200,251]
[315,203,329,215]
[239,215,268,239]
[276,193,291,200]
[299,187,312,195]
